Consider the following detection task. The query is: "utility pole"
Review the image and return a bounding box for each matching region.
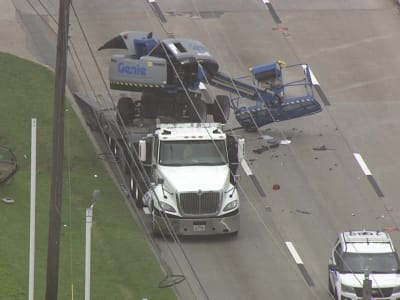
[45,0,71,299]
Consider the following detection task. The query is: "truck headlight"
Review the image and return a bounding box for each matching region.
[341,283,355,294]
[223,200,238,211]
[159,201,176,213]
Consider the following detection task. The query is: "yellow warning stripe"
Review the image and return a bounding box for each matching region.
[110,81,165,88]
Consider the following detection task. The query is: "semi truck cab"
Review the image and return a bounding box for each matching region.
[139,123,244,236]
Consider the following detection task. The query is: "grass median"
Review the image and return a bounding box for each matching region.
[0,52,177,300]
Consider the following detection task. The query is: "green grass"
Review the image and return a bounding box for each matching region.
[0,52,177,300]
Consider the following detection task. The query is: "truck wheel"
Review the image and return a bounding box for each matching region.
[328,274,334,295]
[152,216,161,237]
[107,136,120,160]
[130,176,143,208]
[150,204,162,237]
[117,97,135,125]
[212,95,230,123]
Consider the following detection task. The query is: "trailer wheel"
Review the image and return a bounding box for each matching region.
[107,136,118,156]
[212,95,230,123]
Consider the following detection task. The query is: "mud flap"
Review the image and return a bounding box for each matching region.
[211,95,230,123]
[189,96,207,122]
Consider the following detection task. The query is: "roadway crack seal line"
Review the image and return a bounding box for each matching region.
[148,0,167,23]
[262,0,282,24]
[285,241,314,287]
[353,153,384,198]
[241,160,266,198]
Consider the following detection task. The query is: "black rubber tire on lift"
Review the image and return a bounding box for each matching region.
[212,95,230,123]
[117,97,135,125]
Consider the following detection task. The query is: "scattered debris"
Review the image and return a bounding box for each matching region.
[313,145,327,151]
[253,142,279,154]
[261,134,275,141]
[312,145,335,151]
[280,139,291,145]
[383,226,399,232]
[295,209,311,215]
[272,183,280,190]
[2,197,15,204]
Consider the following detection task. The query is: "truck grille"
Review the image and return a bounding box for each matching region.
[355,287,392,298]
[179,191,220,216]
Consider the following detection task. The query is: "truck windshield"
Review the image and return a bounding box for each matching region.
[159,140,228,166]
[340,252,400,274]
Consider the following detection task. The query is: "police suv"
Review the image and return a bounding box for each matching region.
[329,230,400,300]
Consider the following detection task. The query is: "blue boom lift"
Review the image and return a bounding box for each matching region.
[98,31,322,130]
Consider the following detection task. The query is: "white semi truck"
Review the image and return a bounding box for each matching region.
[139,122,244,236]
[74,94,244,236]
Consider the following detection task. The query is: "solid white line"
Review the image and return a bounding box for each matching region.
[353,153,372,176]
[241,160,253,176]
[285,241,304,264]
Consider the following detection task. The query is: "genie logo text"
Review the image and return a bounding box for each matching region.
[118,63,146,76]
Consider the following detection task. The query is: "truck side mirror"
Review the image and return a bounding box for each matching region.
[237,138,245,162]
[139,140,146,162]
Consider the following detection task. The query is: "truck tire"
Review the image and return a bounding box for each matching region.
[328,274,334,295]
[212,95,230,123]
[151,216,161,237]
[117,97,135,125]
[150,203,162,237]
[130,175,144,208]
[107,135,117,157]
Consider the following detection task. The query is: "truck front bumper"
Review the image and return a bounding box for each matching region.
[154,210,240,236]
